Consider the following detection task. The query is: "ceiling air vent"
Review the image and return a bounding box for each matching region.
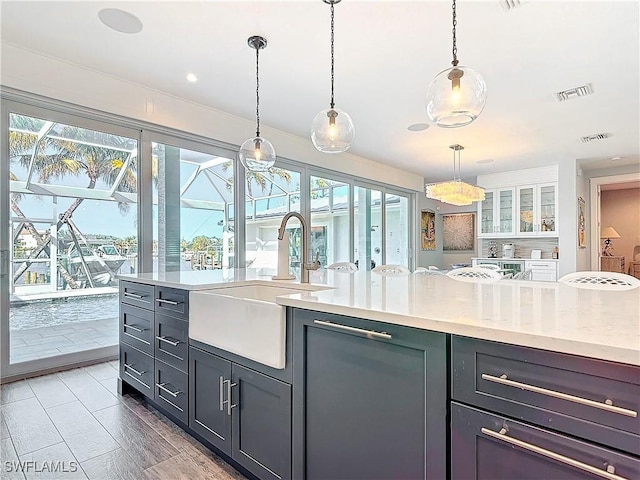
[580,133,611,143]
[554,83,594,102]
[497,0,526,11]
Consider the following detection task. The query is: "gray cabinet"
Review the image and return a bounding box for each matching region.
[451,336,640,477]
[452,402,640,479]
[119,281,189,427]
[293,309,447,480]
[189,346,291,480]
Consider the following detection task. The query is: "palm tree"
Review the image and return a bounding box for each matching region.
[9,117,137,286]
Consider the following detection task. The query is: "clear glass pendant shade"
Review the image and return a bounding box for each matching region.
[238,136,276,172]
[425,65,487,128]
[310,107,355,154]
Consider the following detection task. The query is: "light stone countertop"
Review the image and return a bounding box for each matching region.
[118,269,640,366]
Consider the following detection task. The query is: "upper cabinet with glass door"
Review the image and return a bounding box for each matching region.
[517,183,558,237]
[477,187,515,237]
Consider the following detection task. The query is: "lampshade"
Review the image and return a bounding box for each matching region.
[310,0,355,153]
[239,35,276,172]
[600,226,621,239]
[425,144,485,206]
[425,0,487,128]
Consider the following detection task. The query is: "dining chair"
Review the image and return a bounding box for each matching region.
[476,264,501,270]
[446,267,501,282]
[414,267,445,275]
[559,271,640,290]
[372,264,411,275]
[327,262,358,272]
[512,269,533,280]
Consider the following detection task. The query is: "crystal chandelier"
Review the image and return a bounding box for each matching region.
[311,0,355,153]
[425,145,485,206]
[239,36,276,172]
[425,0,487,128]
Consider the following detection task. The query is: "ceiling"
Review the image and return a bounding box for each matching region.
[1,1,639,182]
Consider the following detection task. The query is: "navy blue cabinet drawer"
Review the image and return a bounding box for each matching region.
[154,286,188,321]
[452,336,640,455]
[452,402,640,480]
[120,343,153,398]
[120,281,154,310]
[120,303,154,355]
[155,313,188,373]
[155,360,188,426]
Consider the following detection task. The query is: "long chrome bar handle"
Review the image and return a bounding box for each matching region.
[219,376,225,411]
[123,363,145,376]
[156,298,180,305]
[481,427,628,480]
[123,292,144,299]
[314,320,392,340]
[227,380,237,416]
[155,336,181,346]
[124,324,144,333]
[482,374,637,418]
[156,382,181,398]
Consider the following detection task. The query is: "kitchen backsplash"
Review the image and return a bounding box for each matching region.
[479,238,559,259]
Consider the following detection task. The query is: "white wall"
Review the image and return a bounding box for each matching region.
[1,44,424,192]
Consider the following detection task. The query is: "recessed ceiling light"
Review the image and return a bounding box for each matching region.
[611,156,622,161]
[186,73,198,83]
[477,158,494,164]
[98,8,143,34]
[407,123,430,132]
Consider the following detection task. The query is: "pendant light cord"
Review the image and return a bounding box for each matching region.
[255,45,261,138]
[330,1,335,109]
[451,0,458,67]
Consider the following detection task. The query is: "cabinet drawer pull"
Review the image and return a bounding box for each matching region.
[155,335,181,347]
[481,427,628,480]
[482,374,637,418]
[123,363,145,376]
[223,379,237,416]
[156,298,180,305]
[123,292,145,299]
[124,324,145,333]
[156,382,182,398]
[313,320,392,340]
[219,376,225,411]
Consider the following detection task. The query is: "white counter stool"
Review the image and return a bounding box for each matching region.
[414,267,445,275]
[512,269,532,280]
[372,264,411,276]
[477,264,501,270]
[559,271,640,290]
[327,262,358,272]
[446,267,501,282]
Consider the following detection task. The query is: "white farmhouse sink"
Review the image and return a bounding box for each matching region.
[189,284,328,369]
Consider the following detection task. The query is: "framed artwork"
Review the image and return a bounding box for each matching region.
[421,210,436,251]
[442,213,475,251]
[578,196,586,248]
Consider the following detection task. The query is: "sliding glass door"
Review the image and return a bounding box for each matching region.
[1,101,139,378]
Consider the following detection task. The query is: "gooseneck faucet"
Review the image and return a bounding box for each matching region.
[277,212,319,283]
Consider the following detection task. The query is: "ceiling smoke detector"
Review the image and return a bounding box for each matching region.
[554,83,594,102]
[580,133,611,143]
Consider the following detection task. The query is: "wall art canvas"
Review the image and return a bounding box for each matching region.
[578,196,586,248]
[442,213,475,251]
[421,210,436,251]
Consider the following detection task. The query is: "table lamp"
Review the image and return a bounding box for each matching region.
[600,226,620,256]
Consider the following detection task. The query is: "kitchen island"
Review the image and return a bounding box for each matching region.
[117,269,640,479]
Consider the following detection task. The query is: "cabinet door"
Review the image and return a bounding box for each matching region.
[293,311,447,479]
[497,188,515,235]
[537,183,558,236]
[478,190,495,237]
[517,186,535,235]
[189,347,232,455]
[451,402,640,480]
[232,364,291,480]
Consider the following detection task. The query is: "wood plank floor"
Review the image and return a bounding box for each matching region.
[0,361,247,480]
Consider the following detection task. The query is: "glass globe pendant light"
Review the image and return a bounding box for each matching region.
[239,35,276,172]
[311,0,355,153]
[425,0,487,128]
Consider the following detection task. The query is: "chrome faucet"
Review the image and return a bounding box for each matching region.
[277,212,319,283]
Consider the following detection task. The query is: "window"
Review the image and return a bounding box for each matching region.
[310,176,350,267]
